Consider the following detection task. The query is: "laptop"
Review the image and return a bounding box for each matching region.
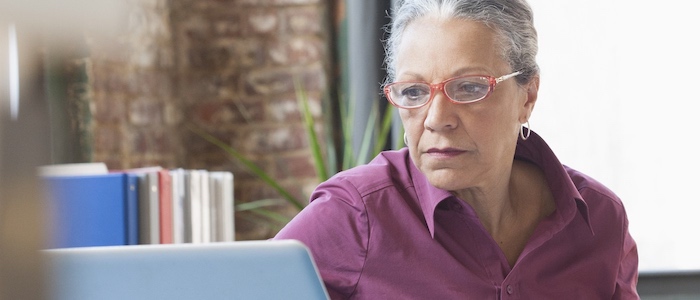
[43,240,330,300]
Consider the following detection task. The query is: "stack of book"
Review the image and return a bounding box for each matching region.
[40,163,235,248]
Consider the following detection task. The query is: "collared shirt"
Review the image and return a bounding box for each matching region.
[274,131,639,299]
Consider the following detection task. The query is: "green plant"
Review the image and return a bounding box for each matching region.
[190,79,399,228]
[296,79,397,181]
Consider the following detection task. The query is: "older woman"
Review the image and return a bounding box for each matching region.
[274,0,639,299]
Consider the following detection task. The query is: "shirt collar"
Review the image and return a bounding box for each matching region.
[409,130,594,238]
[409,159,453,238]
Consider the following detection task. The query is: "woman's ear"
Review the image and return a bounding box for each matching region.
[520,75,540,123]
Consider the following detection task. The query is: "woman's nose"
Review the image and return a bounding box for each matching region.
[423,91,458,132]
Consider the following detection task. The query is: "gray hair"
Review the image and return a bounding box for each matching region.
[384,0,539,86]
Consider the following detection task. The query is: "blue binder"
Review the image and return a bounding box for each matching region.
[43,173,139,248]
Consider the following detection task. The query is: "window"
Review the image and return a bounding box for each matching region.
[529,0,700,272]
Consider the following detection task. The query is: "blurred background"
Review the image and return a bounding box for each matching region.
[1,0,698,299]
[529,0,700,274]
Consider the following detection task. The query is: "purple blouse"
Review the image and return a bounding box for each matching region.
[274,131,639,299]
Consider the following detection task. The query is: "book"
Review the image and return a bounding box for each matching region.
[200,170,211,243]
[209,171,235,242]
[115,167,163,245]
[170,168,186,244]
[208,173,219,241]
[185,170,202,243]
[37,162,108,177]
[157,169,173,244]
[137,171,160,244]
[43,173,135,248]
[124,173,140,245]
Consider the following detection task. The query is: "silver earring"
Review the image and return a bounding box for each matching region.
[403,133,408,145]
[520,120,531,140]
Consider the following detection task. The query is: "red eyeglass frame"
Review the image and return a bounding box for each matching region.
[383,70,522,109]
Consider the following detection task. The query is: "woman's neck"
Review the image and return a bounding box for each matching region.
[452,159,555,266]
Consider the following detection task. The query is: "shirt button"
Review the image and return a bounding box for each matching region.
[506,285,513,295]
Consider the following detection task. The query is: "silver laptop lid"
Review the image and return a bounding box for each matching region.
[44,240,330,300]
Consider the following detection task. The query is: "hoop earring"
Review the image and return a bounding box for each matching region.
[403,133,408,145]
[520,120,531,140]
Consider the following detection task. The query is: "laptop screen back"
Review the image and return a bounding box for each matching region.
[44,240,330,300]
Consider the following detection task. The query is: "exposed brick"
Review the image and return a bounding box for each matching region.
[268,41,290,65]
[274,154,318,179]
[267,95,301,122]
[163,102,183,125]
[267,91,321,122]
[232,39,267,68]
[187,44,232,70]
[127,71,173,97]
[85,0,332,241]
[300,63,327,91]
[235,212,280,240]
[268,36,323,65]
[243,125,308,153]
[248,10,279,34]
[239,181,290,204]
[128,128,166,153]
[91,63,131,94]
[178,72,241,103]
[128,156,178,169]
[192,100,265,125]
[213,17,243,37]
[93,125,122,152]
[183,152,238,171]
[244,68,294,96]
[93,154,125,170]
[183,128,242,154]
[236,0,272,6]
[129,99,163,126]
[278,179,314,210]
[285,6,323,35]
[288,36,323,64]
[181,16,212,43]
[208,155,263,182]
[273,0,321,5]
[93,93,127,123]
[299,180,319,201]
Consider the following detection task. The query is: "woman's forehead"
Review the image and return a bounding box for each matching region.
[394,17,509,80]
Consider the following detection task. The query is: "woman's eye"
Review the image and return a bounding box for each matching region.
[452,81,489,100]
[401,85,429,101]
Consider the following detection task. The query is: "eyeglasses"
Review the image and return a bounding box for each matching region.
[383,71,522,109]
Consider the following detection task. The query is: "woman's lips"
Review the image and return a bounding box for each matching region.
[425,147,466,158]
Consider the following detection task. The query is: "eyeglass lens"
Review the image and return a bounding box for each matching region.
[387,76,491,108]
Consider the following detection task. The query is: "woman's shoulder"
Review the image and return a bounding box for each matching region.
[564,165,625,209]
[320,148,413,197]
[332,148,410,180]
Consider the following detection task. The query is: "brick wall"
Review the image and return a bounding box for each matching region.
[85,0,332,240]
[88,0,180,169]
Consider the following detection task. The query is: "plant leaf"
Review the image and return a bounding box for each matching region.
[248,208,293,225]
[236,199,287,211]
[356,102,378,165]
[238,210,287,232]
[187,124,305,210]
[375,105,395,155]
[295,77,329,182]
[340,91,356,170]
